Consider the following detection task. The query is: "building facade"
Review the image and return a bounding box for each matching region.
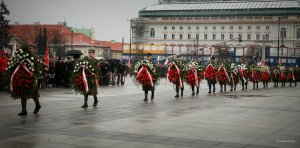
[126,0,300,65]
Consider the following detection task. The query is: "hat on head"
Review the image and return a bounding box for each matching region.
[88,49,95,53]
[146,53,152,57]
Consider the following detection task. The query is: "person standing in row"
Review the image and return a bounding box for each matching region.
[204,57,218,94]
[70,49,99,108]
[134,53,159,102]
[6,46,41,116]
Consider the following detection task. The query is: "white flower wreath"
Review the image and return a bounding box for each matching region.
[134,59,157,74]
[6,49,36,72]
[73,58,96,75]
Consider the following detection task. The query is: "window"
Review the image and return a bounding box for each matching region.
[221,34,224,40]
[256,34,260,40]
[297,28,300,38]
[281,27,287,37]
[229,34,233,39]
[247,34,251,40]
[196,26,199,30]
[196,34,199,40]
[221,26,225,30]
[257,26,260,30]
[266,26,270,30]
[265,34,269,40]
[180,26,183,30]
[204,34,207,40]
[248,26,251,30]
[239,26,242,30]
[238,34,242,40]
[164,26,167,30]
[213,26,216,30]
[172,34,175,39]
[180,34,183,40]
[172,26,175,30]
[213,34,216,40]
[188,34,191,39]
[230,26,233,30]
[204,26,208,30]
[188,26,191,30]
[164,34,167,39]
[150,28,155,38]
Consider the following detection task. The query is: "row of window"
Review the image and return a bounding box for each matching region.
[163,25,270,31]
[162,33,270,40]
[150,27,300,38]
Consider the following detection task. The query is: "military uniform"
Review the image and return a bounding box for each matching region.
[81,49,99,108]
[9,46,41,116]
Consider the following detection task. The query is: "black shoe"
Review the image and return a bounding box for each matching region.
[151,95,154,100]
[93,100,98,107]
[220,90,223,92]
[81,104,88,108]
[18,111,27,116]
[208,91,211,94]
[230,89,233,91]
[196,90,199,95]
[174,95,179,98]
[33,104,41,114]
[144,98,148,102]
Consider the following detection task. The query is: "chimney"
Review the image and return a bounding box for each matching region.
[111,40,115,44]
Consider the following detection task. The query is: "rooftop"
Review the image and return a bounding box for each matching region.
[140,0,300,17]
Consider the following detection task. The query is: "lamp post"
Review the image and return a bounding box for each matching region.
[128,19,134,60]
[277,17,281,64]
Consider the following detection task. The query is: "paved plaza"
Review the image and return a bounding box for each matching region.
[0,77,299,148]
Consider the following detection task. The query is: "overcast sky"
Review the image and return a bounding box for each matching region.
[6,0,158,42]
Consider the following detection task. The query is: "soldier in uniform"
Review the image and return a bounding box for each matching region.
[13,46,41,116]
[143,53,155,101]
[204,56,218,94]
[81,49,99,108]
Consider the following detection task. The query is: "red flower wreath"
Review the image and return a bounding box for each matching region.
[136,64,156,87]
[167,64,182,84]
[261,71,271,81]
[217,66,229,83]
[204,64,217,81]
[279,72,286,81]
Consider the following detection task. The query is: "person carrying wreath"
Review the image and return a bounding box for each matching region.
[204,56,218,94]
[6,46,41,116]
[167,59,185,98]
[134,53,159,102]
[70,49,100,108]
[238,63,249,90]
[287,67,297,87]
[217,62,230,92]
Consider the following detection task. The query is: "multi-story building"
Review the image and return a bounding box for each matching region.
[124,0,300,65]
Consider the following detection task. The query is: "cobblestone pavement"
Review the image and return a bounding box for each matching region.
[0,77,299,148]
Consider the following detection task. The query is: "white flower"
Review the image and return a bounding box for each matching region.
[92,68,94,71]
[31,63,34,66]
[20,51,23,53]
[26,54,29,57]
[31,57,34,60]
[89,65,92,68]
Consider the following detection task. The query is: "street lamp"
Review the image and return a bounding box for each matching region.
[127,19,134,60]
[277,17,281,64]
